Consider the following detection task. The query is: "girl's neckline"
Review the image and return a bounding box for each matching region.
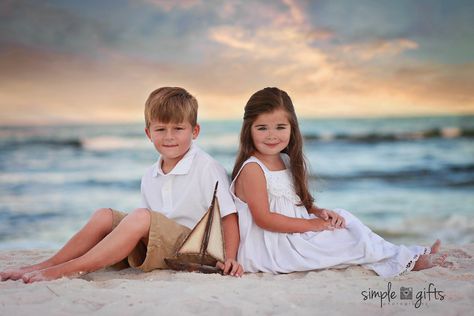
[251,155,288,172]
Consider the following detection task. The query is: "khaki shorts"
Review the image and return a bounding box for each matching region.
[110,209,191,272]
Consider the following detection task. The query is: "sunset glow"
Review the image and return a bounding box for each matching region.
[1,0,473,124]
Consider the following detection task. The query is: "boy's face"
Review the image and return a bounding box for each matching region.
[145,120,200,165]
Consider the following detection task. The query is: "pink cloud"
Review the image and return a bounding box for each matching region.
[341,39,419,61]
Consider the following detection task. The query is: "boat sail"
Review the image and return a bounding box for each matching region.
[165,182,226,274]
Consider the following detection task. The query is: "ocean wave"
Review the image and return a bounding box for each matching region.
[0,172,141,190]
[4,134,237,152]
[80,136,148,151]
[1,138,83,148]
[312,163,474,187]
[1,126,472,151]
[304,127,474,143]
[373,213,474,244]
[0,136,149,151]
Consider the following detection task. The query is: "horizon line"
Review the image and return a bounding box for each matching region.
[1,112,474,127]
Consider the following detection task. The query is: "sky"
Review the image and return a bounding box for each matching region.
[0,0,473,124]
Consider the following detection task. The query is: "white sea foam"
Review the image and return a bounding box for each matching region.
[376,214,474,245]
[441,127,461,138]
[197,133,239,150]
[81,136,149,151]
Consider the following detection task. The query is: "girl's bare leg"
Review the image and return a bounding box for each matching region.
[22,208,151,283]
[0,208,114,281]
[412,239,447,271]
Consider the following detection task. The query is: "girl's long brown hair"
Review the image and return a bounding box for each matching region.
[232,87,315,210]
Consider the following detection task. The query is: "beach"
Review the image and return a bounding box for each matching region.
[1,117,473,315]
[1,243,473,315]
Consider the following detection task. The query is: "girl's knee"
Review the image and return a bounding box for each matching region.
[333,208,353,225]
[334,208,351,216]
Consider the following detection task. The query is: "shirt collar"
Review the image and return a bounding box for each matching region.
[153,142,199,177]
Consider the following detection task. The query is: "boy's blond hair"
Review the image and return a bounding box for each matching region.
[144,87,198,128]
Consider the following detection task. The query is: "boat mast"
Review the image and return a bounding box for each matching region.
[199,181,219,263]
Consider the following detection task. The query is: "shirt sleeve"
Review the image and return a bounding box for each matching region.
[139,175,150,209]
[201,161,236,217]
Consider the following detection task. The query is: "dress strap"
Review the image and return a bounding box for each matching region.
[229,156,268,198]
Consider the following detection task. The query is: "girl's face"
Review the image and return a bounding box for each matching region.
[250,108,291,157]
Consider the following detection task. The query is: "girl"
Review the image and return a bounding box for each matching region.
[231,87,447,277]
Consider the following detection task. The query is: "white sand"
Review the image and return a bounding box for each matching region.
[1,244,473,315]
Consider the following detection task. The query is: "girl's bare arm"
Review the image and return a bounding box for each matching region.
[235,163,334,233]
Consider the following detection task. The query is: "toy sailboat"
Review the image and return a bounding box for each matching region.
[165,182,226,274]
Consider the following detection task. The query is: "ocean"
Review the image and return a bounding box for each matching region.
[0,115,473,250]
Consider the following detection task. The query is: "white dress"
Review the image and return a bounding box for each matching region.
[230,156,429,278]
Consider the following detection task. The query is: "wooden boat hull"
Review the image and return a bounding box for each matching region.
[164,258,223,275]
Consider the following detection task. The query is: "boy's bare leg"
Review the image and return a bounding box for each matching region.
[412,239,447,271]
[0,208,114,281]
[22,208,151,283]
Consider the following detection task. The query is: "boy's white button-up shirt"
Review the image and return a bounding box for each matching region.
[139,143,236,229]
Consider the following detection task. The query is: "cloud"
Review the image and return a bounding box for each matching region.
[0,0,111,56]
[391,63,474,104]
[143,0,201,11]
[0,0,473,124]
[341,39,419,61]
[0,45,154,124]
[205,1,473,117]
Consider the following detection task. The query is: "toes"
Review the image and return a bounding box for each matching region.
[8,272,22,281]
[431,239,441,254]
[21,275,30,284]
[432,254,448,265]
[1,269,25,281]
[21,272,35,284]
[1,271,19,281]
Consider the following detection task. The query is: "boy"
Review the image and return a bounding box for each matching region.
[0,87,243,283]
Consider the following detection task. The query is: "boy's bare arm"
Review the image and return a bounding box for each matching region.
[222,213,239,260]
[219,213,243,276]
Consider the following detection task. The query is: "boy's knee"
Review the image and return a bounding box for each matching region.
[127,208,151,230]
[91,208,114,228]
[92,208,113,221]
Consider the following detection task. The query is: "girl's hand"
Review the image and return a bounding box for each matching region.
[316,208,346,229]
[307,218,336,232]
[216,259,244,277]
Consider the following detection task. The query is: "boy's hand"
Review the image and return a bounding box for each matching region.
[216,259,244,277]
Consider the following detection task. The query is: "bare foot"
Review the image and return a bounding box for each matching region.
[21,270,49,284]
[1,265,44,281]
[413,253,448,271]
[21,264,87,284]
[22,266,67,284]
[431,239,441,254]
[1,258,61,282]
